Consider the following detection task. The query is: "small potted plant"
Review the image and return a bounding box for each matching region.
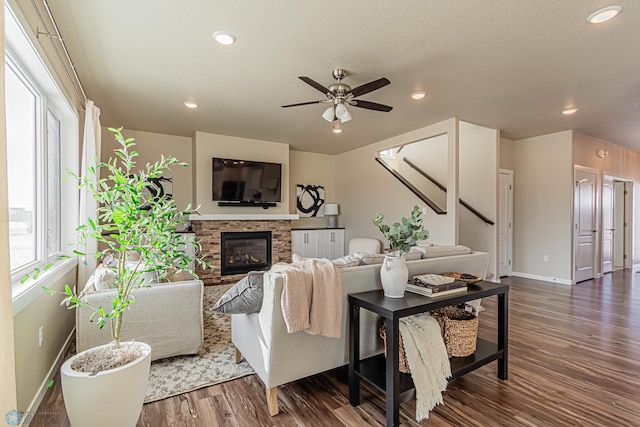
[44,127,212,427]
[373,205,429,297]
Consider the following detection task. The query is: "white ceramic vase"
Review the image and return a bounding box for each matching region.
[380,254,409,298]
[61,341,151,427]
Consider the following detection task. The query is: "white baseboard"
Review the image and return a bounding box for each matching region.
[23,328,74,427]
[511,271,574,285]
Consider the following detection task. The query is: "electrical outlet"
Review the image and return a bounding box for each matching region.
[543,255,549,262]
[38,326,44,347]
[421,207,428,215]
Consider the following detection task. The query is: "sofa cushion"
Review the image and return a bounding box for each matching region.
[413,245,472,259]
[213,271,265,314]
[403,251,422,261]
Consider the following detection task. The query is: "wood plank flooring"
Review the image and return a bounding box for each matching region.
[32,271,640,426]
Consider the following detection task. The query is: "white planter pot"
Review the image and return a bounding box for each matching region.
[380,255,409,298]
[61,341,151,427]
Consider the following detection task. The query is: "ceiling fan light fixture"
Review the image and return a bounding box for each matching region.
[212,31,236,45]
[335,102,352,123]
[410,91,427,100]
[322,106,335,122]
[332,124,342,134]
[588,5,622,24]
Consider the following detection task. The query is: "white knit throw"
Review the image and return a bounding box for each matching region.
[399,313,451,421]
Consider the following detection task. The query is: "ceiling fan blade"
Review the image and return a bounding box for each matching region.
[350,99,393,112]
[348,77,390,98]
[299,76,331,95]
[281,100,325,108]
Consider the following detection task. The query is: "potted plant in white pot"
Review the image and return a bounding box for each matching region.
[44,127,212,427]
[373,205,429,297]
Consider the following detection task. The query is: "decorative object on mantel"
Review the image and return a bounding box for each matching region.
[373,206,430,298]
[296,184,325,217]
[325,203,339,228]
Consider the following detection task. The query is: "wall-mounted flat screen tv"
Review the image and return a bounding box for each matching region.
[212,157,282,203]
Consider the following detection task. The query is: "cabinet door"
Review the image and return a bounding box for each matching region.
[319,229,345,259]
[291,230,320,258]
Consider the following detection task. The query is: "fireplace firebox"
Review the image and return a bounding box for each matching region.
[220,231,272,276]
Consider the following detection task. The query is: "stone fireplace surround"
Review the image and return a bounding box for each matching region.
[191,215,294,285]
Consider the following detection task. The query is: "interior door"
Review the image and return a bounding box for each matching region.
[574,168,597,282]
[602,178,614,274]
[498,171,513,277]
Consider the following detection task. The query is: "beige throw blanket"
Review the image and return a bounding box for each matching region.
[399,313,451,421]
[270,258,342,338]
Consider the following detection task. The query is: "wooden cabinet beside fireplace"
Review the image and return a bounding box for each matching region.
[291,228,345,260]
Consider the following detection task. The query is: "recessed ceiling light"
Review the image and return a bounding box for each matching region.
[562,107,579,115]
[212,31,236,45]
[184,101,198,109]
[410,91,427,100]
[587,5,622,24]
[332,124,343,134]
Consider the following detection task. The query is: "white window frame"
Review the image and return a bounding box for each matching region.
[5,3,79,313]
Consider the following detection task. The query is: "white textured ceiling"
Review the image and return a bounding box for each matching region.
[48,1,640,154]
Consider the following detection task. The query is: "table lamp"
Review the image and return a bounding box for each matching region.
[325,203,339,228]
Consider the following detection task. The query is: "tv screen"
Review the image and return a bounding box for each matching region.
[212,158,282,203]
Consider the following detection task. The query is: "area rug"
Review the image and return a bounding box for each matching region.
[144,284,255,403]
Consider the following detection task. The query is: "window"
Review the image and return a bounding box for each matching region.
[5,62,38,272]
[5,4,79,304]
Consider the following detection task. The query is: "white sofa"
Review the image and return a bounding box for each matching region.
[76,279,204,361]
[231,251,490,415]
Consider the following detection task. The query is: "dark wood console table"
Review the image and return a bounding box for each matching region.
[348,281,509,427]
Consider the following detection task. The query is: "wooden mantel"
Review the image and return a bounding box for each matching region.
[188,213,299,221]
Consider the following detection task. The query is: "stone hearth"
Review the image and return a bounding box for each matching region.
[192,220,292,285]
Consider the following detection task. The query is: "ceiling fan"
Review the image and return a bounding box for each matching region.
[281,68,393,124]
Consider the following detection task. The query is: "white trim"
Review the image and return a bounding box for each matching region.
[511,271,573,285]
[12,257,78,316]
[189,213,300,221]
[22,328,74,427]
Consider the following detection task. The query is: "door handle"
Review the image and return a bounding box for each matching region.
[592,229,597,233]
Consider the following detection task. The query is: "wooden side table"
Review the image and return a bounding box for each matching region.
[348,281,509,427]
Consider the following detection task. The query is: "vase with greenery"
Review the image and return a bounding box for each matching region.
[373,205,429,297]
[43,127,213,427]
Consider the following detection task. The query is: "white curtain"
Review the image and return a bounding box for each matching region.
[77,100,101,285]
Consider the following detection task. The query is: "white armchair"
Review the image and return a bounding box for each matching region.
[348,237,381,255]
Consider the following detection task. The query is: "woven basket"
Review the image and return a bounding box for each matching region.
[379,322,411,373]
[379,307,479,373]
[431,306,478,357]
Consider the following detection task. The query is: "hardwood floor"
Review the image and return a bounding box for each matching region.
[33,271,640,426]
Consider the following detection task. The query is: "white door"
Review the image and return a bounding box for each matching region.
[614,181,625,269]
[574,168,597,282]
[498,170,513,277]
[602,178,614,274]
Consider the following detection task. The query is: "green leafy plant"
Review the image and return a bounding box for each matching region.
[44,127,213,348]
[373,205,430,256]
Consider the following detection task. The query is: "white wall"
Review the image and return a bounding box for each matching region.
[500,137,514,170]
[335,118,459,248]
[0,4,18,416]
[192,132,290,214]
[101,128,193,211]
[512,131,573,282]
[459,121,499,280]
[289,151,337,229]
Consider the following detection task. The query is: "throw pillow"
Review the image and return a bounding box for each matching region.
[82,264,116,293]
[331,254,360,268]
[212,270,265,314]
[353,252,385,265]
